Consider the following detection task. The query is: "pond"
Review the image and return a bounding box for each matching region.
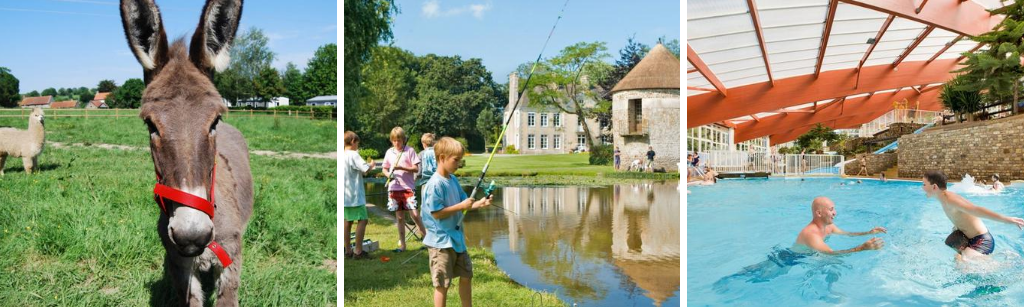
[366,180,681,306]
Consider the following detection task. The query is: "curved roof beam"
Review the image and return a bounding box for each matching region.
[769,96,943,144]
[687,58,961,128]
[687,44,727,96]
[838,0,1002,37]
[735,88,941,143]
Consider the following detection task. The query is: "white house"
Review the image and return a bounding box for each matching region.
[306,95,337,106]
[232,97,290,108]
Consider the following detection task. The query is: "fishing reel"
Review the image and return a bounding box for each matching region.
[484,180,496,199]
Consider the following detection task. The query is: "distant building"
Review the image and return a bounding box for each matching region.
[502,73,607,154]
[50,100,78,109]
[233,97,290,108]
[306,95,337,107]
[19,96,53,108]
[87,92,110,109]
[610,44,681,172]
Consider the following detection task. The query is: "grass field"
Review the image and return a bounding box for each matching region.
[454,154,679,185]
[0,146,336,305]
[342,209,565,306]
[0,109,337,153]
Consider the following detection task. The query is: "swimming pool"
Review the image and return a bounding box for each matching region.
[688,177,1024,305]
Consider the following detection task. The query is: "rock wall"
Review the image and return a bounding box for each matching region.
[612,89,680,172]
[844,153,897,175]
[899,115,1024,180]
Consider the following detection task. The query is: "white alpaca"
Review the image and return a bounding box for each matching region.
[0,108,45,175]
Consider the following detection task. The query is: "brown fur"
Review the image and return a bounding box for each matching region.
[121,0,250,305]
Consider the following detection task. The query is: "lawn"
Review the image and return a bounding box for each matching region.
[342,209,565,306]
[0,146,337,305]
[451,154,679,186]
[0,109,337,153]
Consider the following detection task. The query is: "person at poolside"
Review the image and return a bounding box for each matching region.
[880,172,887,182]
[614,146,621,170]
[857,157,868,176]
[922,171,1024,261]
[645,146,656,173]
[794,197,886,255]
[989,174,1004,192]
[701,165,718,185]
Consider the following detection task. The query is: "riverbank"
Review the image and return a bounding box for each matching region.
[342,205,565,306]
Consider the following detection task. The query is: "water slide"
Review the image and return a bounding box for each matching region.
[872,123,934,154]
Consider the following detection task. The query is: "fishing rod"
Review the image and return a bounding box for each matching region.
[458,0,571,226]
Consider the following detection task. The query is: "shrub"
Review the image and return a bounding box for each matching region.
[358,148,380,160]
[589,144,613,166]
[504,145,519,154]
[407,133,421,151]
[455,137,469,153]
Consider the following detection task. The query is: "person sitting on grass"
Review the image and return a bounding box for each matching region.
[922,171,1024,262]
[420,137,492,307]
[343,131,375,260]
[382,126,426,252]
[419,133,438,186]
[795,196,886,254]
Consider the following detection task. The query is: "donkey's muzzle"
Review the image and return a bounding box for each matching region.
[169,224,213,257]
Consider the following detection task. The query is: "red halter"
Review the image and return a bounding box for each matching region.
[153,157,233,268]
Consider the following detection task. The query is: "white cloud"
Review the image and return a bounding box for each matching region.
[421,0,491,20]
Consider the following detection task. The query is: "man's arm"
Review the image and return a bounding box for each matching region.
[950,196,1024,229]
[802,231,883,255]
[832,225,887,236]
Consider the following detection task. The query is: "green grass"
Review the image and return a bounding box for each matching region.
[452,154,679,186]
[0,146,336,305]
[0,109,337,153]
[343,211,565,306]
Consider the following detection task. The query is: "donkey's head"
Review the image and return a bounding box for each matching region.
[120,0,241,257]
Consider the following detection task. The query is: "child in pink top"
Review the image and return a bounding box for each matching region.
[382,127,426,252]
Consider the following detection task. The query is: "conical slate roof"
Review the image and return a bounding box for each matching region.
[611,43,680,93]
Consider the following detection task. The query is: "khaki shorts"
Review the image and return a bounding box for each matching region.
[428,247,473,288]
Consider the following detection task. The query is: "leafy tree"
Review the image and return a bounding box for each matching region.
[658,36,681,58]
[476,104,502,146]
[214,67,245,105]
[304,43,337,97]
[955,2,1024,115]
[253,66,285,105]
[26,90,39,97]
[357,45,417,149]
[79,92,95,106]
[0,67,20,108]
[344,0,398,134]
[522,41,610,147]
[411,54,502,145]
[97,80,118,93]
[109,78,145,108]
[58,87,70,97]
[215,27,276,105]
[41,88,57,97]
[940,75,983,122]
[282,62,308,105]
[796,124,839,154]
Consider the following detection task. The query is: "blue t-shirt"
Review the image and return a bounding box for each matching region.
[420,173,468,253]
[420,147,437,180]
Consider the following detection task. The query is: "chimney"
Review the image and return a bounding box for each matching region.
[508,72,519,108]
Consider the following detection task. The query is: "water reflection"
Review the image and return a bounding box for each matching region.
[463,181,680,306]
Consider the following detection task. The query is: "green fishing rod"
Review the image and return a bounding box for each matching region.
[458,0,571,226]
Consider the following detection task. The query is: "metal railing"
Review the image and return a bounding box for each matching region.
[858,109,943,137]
[698,151,845,177]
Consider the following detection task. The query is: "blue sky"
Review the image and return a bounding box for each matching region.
[390,0,681,84]
[0,0,336,93]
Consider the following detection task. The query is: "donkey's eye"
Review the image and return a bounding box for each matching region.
[210,116,221,135]
[145,119,159,137]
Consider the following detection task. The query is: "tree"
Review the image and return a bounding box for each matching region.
[940,75,983,122]
[0,67,20,108]
[214,67,245,105]
[796,124,840,154]
[344,0,399,134]
[109,78,145,108]
[282,62,308,105]
[522,41,611,147]
[955,2,1024,115]
[26,90,39,97]
[41,88,57,97]
[357,45,417,149]
[476,104,502,147]
[411,54,502,145]
[97,80,118,93]
[253,66,285,105]
[658,36,681,58]
[304,43,337,97]
[215,27,276,105]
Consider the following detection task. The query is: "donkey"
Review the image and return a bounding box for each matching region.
[120,0,253,305]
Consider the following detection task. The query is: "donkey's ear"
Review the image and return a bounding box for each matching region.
[190,0,243,77]
[120,0,168,82]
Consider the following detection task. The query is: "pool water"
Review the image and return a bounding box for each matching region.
[688,177,1024,306]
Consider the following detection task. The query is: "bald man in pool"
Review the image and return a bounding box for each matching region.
[922,171,1024,262]
[794,196,887,254]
